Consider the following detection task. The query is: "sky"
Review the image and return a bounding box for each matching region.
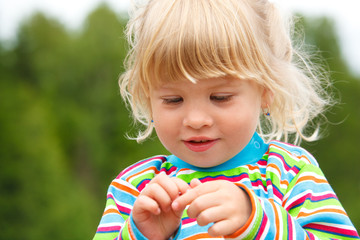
[0,0,359,75]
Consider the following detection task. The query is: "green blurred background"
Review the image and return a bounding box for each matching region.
[0,4,359,239]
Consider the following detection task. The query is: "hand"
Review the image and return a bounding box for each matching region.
[172,179,252,237]
[132,172,190,240]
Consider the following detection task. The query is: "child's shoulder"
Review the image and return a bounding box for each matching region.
[115,155,168,180]
[267,140,319,168]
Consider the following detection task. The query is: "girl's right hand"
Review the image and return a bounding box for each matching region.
[132,172,190,240]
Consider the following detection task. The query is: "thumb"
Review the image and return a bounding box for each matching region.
[171,178,202,215]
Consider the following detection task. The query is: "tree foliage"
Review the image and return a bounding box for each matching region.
[0,5,358,238]
[297,16,360,229]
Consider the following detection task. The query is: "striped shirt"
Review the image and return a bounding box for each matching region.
[93,133,359,239]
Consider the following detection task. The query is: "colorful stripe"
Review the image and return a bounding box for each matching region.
[93,141,359,240]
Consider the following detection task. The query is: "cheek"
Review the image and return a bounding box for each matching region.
[154,123,179,153]
[153,111,179,142]
[225,105,260,133]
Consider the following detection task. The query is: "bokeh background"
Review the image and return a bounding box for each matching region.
[0,1,359,239]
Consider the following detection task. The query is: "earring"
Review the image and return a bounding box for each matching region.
[151,119,154,123]
[262,105,271,117]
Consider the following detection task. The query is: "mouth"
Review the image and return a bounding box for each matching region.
[189,139,211,143]
[183,137,218,152]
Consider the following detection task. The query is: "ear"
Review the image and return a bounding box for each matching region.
[261,88,274,108]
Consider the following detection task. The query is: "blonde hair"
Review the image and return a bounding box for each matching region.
[120,0,332,144]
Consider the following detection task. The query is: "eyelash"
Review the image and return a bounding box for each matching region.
[162,95,233,104]
[162,97,183,104]
[210,95,233,102]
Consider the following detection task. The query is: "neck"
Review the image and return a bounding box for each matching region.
[167,132,268,172]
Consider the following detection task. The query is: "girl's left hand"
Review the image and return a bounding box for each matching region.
[172,179,252,237]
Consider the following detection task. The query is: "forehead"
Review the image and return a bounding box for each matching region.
[138,0,266,91]
[152,76,257,91]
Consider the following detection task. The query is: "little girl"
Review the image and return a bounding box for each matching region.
[94,0,359,239]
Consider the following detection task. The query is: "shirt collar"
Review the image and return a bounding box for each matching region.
[167,132,268,172]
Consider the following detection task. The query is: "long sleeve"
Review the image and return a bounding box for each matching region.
[93,178,139,240]
[93,141,359,239]
[228,143,359,240]
[93,156,167,240]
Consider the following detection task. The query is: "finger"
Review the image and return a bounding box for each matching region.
[186,191,223,219]
[173,181,219,212]
[194,203,230,226]
[151,172,182,201]
[190,178,202,188]
[171,186,200,212]
[133,195,161,220]
[142,182,172,212]
[171,177,190,195]
[208,219,239,237]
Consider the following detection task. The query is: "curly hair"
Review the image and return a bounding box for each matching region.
[119,0,332,144]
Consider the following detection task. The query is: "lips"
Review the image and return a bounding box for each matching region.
[183,137,218,152]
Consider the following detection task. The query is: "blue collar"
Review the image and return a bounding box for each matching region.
[167,132,268,172]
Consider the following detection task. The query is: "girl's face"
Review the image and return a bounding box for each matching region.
[150,76,265,168]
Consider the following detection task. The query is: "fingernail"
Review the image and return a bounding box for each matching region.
[172,201,179,211]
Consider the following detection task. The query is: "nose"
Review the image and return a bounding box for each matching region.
[182,105,214,129]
